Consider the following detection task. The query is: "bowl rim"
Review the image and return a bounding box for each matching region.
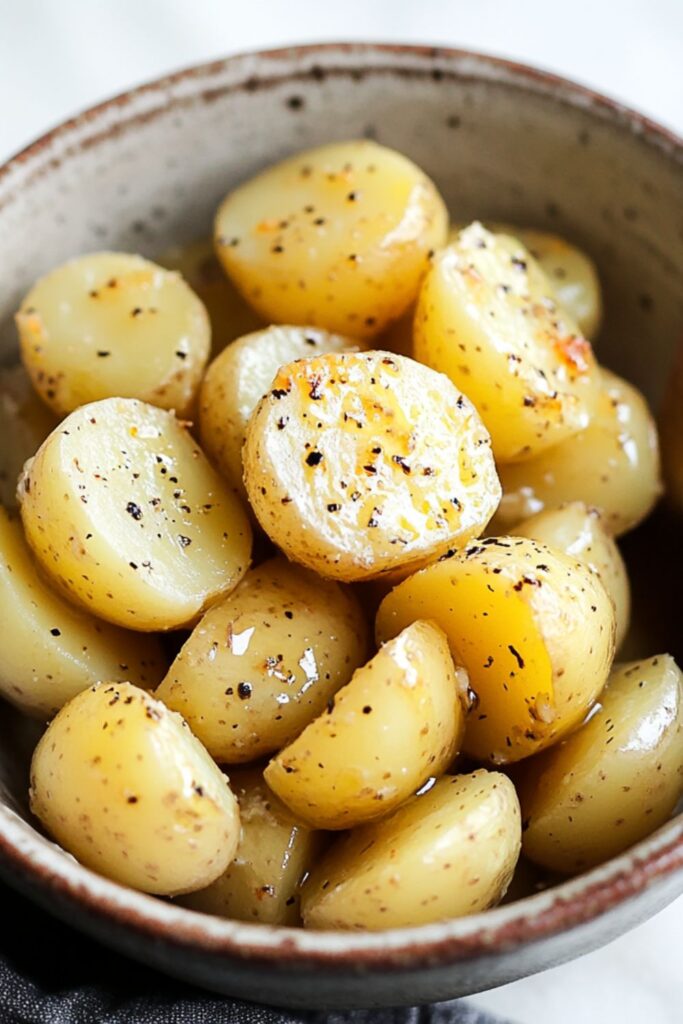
[0,40,681,972]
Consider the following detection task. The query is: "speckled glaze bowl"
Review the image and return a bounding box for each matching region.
[0,43,681,1011]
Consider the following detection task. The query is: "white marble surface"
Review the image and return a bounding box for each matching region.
[0,2,681,1021]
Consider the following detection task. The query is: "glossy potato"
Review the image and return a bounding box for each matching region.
[301,770,521,929]
[243,351,501,581]
[199,325,359,494]
[376,537,616,764]
[265,621,464,829]
[30,682,240,895]
[413,222,600,462]
[181,767,322,925]
[156,557,368,763]
[519,656,683,873]
[19,398,251,630]
[0,364,58,510]
[494,368,661,535]
[215,140,448,339]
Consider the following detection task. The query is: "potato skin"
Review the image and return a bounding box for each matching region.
[19,398,251,631]
[156,557,368,763]
[265,621,464,829]
[376,537,616,764]
[301,770,521,929]
[215,140,448,339]
[30,682,240,895]
[0,365,57,510]
[17,252,210,417]
[243,351,500,581]
[519,655,683,874]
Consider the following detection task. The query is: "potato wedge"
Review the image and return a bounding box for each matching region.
[19,398,251,631]
[414,222,600,462]
[243,351,500,581]
[30,682,240,895]
[17,252,210,416]
[376,537,616,764]
[156,556,368,763]
[215,140,448,339]
[301,770,521,929]
[0,364,58,510]
[265,621,464,829]
[519,655,683,873]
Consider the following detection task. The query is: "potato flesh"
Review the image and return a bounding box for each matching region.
[414,223,600,463]
[215,140,448,339]
[265,621,464,829]
[520,656,683,873]
[199,325,359,495]
[0,364,57,510]
[19,398,252,630]
[30,682,240,895]
[17,252,210,417]
[156,556,368,763]
[301,770,521,929]
[376,537,616,764]
[495,368,661,536]
[243,351,500,581]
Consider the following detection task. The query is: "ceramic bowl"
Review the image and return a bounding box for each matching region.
[0,43,681,1011]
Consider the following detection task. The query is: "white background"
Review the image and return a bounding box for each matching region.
[0,2,681,1022]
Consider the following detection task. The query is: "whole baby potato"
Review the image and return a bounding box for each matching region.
[215,140,448,339]
[519,655,683,873]
[301,770,521,929]
[17,252,210,416]
[265,620,464,830]
[156,556,368,763]
[243,351,500,581]
[19,398,252,631]
[376,537,616,764]
[0,364,57,510]
[30,682,240,895]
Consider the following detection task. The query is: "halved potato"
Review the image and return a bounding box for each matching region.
[30,682,240,895]
[0,364,58,510]
[17,252,210,416]
[519,655,683,873]
[215,140,448,339]
[19,398,252,631]
[301,770,521,929]
[265,620,464,829]
[243,351,500,581]
[376,537,616,764]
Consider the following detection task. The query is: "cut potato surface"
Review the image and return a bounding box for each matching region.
[199,325,359,495]
[414,223,600,463]
[156,556,368,763]
[376,537,615,764]
[265,621,464,829]
[215,140,448,339]
[302,770,521,929]
[19,398,252,631]
[244,351,500,581]
[520,656,683,873]
[30,682,240,895]
[0,364,58,510]
[17,252,210,416]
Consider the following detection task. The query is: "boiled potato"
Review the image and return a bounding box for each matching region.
[265,621,464,829]
[494,368,661,535]
[156,556,368,763]
[181,767,322,925]
[519,655,683,873]
[199,325,359,495]
[514,502,630,649]
[301,770,521,929]
[0,364,57,510]
[0,508,165,718]
[17,252,210,416]
[414,222,600,462]
[660,340,683,514]
[243,351,501,581]
[30,682,240,895]
[376,537,616,764]
[215,140,448,339]
[19,398,251,631]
